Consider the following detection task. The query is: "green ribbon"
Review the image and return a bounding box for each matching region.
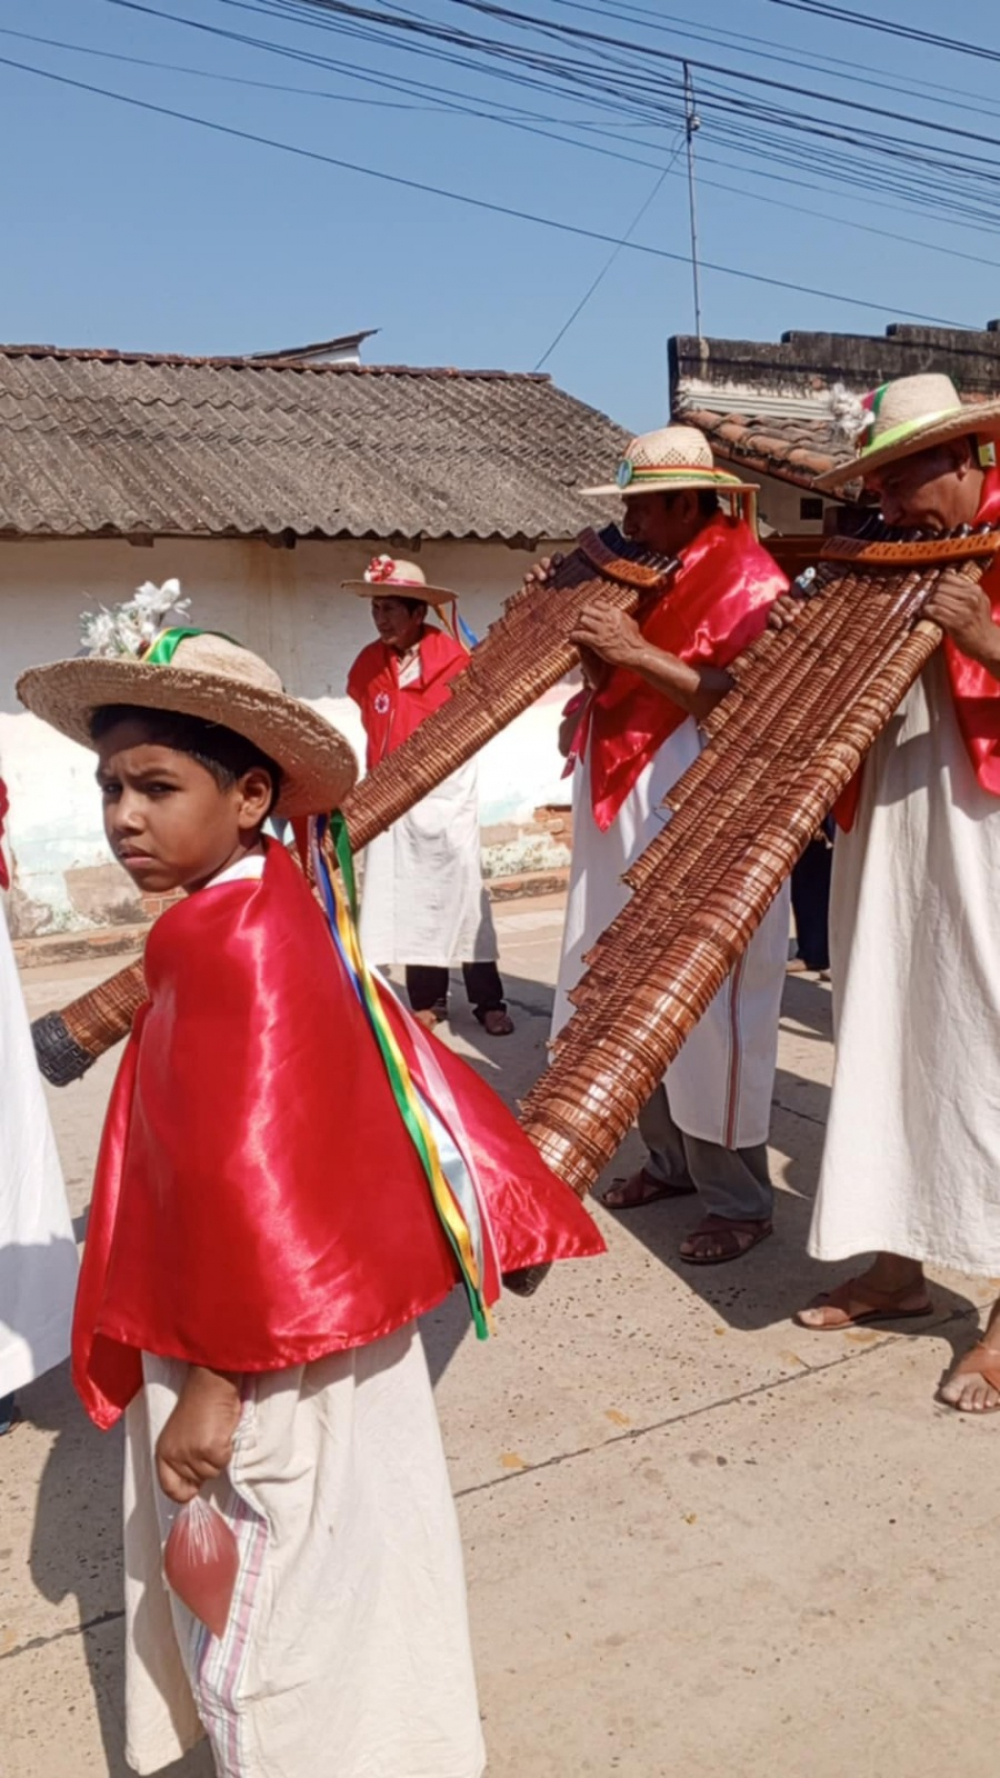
[142,626,239,666]
[330,808,360,922]
[326,811,488,1338]
[859,405,964,461]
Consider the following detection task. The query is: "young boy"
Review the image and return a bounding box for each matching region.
[18,617,603,1778]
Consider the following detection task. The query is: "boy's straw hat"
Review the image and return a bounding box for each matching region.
[341,555,458,605]
[17,630,358,818]
[582,424,756,500]
[815,373,1000,491]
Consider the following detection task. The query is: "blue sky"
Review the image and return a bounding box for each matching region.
[2,0,998,432]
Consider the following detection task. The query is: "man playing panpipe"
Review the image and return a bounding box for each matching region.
[538,425,790,1265]
[782,374,1000,1412]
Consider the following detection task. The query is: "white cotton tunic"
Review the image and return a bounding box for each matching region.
[810,654,1000,1273]
[0,894,78,1398]
[358,759,499,968]
[553,720,790,1148]
[121,854,484,1778]
[124,1331,485,1778]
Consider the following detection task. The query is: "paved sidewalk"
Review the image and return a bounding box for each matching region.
[3,900,997,1778]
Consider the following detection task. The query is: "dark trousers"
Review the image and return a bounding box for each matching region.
[406,962,506,1022]
[790,837,833,971]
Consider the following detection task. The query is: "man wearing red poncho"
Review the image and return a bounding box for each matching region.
[344,556,513,1036]
[785,374,1000,1413]
[538,425,790,1266]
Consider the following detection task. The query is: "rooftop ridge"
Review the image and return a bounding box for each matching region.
[0,342,551,383]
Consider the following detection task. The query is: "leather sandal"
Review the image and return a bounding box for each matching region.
[794,1277,933,1330]
[679,1214,773,1265]
[481,1008,514,1036]
[601,1167,696,1211]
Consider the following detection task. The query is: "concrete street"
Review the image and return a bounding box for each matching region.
[4,897,997,1778]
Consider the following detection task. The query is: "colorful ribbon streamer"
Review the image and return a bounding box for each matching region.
[313,812,491,1338]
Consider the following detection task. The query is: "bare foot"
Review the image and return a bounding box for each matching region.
[940,1343,1000,1414]
[412,1007,444,1031]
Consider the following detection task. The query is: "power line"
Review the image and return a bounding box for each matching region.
[274,0,1000,160]
[757,0,1000,66]
[553,0,1000,121]
[0,22,441,109]
[534,137,684,369]
[18,13,1000,264]
[81,0,1000,264]
[0,49,976,332]
[99,0,1000,220]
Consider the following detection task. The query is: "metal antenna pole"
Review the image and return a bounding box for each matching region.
[683,61,703,338]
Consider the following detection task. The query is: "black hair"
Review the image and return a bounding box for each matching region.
[661,488,719,520]
[89,704,283,809]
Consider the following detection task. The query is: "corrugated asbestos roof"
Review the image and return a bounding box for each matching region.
[0,344,627,542]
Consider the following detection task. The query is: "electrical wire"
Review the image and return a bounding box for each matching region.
[534,137,684,369]
[98,0,1000,235]
[0,48,976,331]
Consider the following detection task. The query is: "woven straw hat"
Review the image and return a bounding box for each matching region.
[582,424,756,498]
[815,373,1000,490]
[342,555,457,605]
[16,632,358,818]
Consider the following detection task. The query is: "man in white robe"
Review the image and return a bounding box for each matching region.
[780,374,1000,1413]
[344,557,513,1036]
[0,778,77,1426]
[542,426,790,1265]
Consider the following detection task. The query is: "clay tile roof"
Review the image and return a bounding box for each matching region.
[680,406,841,489]
[680,391,999,492]
[0,344,628,542]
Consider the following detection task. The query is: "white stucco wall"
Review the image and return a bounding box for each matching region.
[0,535,577,936]
[750,472,835,536]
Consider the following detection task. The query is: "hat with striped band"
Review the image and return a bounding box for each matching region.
[815,374,1000,491]
[582,424,756,500]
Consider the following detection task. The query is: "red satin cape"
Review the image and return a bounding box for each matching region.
[836,469,1000,830]
[583,515,788,831]
[347,626,469,770]
[74,844,603,1429]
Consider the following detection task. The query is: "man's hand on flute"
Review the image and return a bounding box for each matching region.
[922,568,1000,675]
[767,592,808,632]
[571,602,732,721]
[519,553,563,593]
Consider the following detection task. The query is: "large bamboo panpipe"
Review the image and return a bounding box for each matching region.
[519,520,1000,1193]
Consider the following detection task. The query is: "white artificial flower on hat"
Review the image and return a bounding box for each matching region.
[79,579,192,660]
[828,383,869,446]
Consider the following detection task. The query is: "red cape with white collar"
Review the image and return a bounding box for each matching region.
[347,627,468,769]
[582,514,787,832]
[74,844,603,1429]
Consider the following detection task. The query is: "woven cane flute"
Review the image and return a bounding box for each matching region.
[520,520,1000,1194]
